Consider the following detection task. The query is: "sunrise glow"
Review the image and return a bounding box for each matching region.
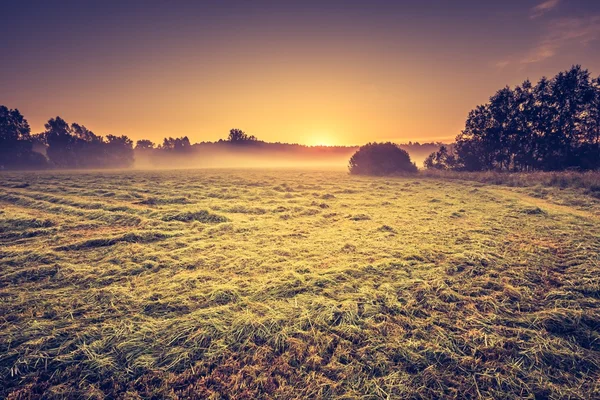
[2,2,600,397]
[4,2,599,146]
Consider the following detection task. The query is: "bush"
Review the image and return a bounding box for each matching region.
[349,142,418,175]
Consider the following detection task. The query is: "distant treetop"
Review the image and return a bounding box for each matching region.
[227,128,258,143]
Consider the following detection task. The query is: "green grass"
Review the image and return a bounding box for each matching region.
[1,169,599,399]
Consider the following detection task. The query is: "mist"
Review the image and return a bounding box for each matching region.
[133,144,436,170]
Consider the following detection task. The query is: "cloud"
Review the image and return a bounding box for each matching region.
[494,60,510,69]
[530,0,560,19]
[521,16,600,63]
[496,13,600,67]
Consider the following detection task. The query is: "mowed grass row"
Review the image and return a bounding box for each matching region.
[1,170,599,399]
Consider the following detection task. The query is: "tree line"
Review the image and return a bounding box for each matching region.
[426,65,600,171]
[133,128,257,153]
[0,110,135,169]
[1,110,442,170]
[0,111,226,169]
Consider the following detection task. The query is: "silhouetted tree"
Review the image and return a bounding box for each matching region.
[159,136,192,152]
[547,66,594,169]
[0,106,30,143]
[44,117,75,167]
[431,65,600,171]
[349,142,417,175]
[512,80,537,171]
[135,139,155,150]
[43,116,134,168]
[580,76,600,169]
[227,129,257,143]
[0,105,47,169]
[423,145,457,170]
[105,134,134,167]
[70,123,107,168]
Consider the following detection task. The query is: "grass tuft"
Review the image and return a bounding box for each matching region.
[56,231,172,250]
[159,210,228,223]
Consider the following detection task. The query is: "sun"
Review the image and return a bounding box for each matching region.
[307,132,335,147]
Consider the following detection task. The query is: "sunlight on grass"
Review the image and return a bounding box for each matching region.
[0,170,599,398]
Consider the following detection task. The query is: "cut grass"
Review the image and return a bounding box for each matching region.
[56,231,173,250]
[0,169,599,399]
[158,210,229,223]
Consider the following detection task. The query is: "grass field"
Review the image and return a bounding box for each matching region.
[1,169,599,399]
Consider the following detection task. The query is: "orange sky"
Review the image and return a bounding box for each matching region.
[2,1,600,146]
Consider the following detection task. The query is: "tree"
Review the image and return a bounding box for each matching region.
[548,65,594,169]
[159,136,192,152]
[72,123,100,143]
[70,123,107,168]
[0,106,30,142]
[455,104,493,171]
[43,116,136,169]
[580,76,600,169]
[452,65,600,172]
[105,134,134,167]
[135,139,155,150]
[424,145,457,170]
[45,117,76,167]
[0,105,47,169]
[349,142,417,175]
[512,80,537,171]
[227,128,257,143]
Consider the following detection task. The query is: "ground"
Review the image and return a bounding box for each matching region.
[1,169,599,399]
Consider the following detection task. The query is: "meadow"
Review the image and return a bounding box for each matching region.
[1,169,599,399]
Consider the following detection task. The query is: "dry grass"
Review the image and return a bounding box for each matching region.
[421,170,600,196]
[1,169,599,399]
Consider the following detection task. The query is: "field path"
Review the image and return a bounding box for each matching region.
[485,186,598,220]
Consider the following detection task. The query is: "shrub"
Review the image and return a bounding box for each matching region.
[349,142,418,175]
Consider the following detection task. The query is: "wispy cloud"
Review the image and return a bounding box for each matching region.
[530,0,560,19]
[521,16,600,63]
[494,60,510,69]
[494,13,600,68]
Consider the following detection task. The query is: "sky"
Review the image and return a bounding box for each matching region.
[2,0,600,146]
